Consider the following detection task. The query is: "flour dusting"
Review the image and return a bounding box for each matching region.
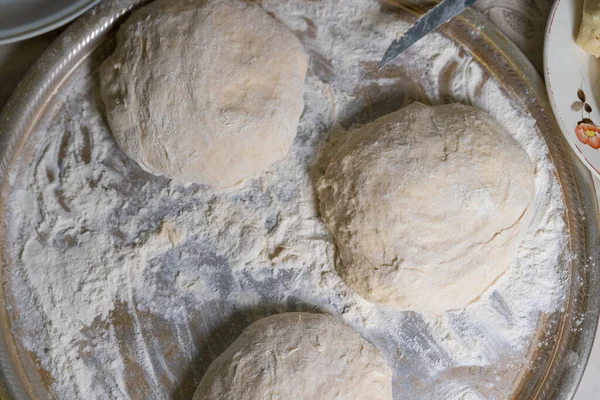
[5,0,567,399]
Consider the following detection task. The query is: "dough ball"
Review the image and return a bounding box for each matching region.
[317,103,534,314]
[193,312,393,399]
[100,0,308,187]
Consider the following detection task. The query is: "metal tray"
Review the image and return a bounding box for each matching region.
[0,0,598,399]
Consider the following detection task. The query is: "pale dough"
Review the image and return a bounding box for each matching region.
[100,0,307,187]
[193,312,393,400]
[317,103,534,314]
[577,0,600,57]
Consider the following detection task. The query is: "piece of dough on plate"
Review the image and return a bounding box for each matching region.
[577,0,600,57]
[100,0,308,187]
[317,103,534,314]
[193,313,393,400]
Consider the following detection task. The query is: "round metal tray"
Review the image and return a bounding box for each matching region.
[0,0,598,399]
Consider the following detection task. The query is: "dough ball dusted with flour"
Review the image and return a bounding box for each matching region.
[193,312,393,399]
[100,0,307,187]
[317,103,534,314]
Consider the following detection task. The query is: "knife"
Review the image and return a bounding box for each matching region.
[379,0,477,69]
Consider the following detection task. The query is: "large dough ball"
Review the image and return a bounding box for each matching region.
[100,0,307,187]
[193,313,393,399]
[317,103,534,314]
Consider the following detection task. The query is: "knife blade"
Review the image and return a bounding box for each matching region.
[379,0,477,69]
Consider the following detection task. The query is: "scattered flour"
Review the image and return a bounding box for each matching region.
[5,0,568,399]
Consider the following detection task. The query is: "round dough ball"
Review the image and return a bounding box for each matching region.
[100,0,307,187]
[317,103,534,314]
[193,312,393,399]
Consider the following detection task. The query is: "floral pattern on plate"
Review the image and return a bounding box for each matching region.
[573,89,600,149]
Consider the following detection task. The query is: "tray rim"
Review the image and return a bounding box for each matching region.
[0,0,598,399]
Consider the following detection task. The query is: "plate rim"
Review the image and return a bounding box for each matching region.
[0,0,100,46]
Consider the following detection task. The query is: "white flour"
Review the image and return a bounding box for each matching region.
[5,0,568,399]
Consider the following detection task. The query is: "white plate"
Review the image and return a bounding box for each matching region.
[0,0,99,45]
[545,0,600,179]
